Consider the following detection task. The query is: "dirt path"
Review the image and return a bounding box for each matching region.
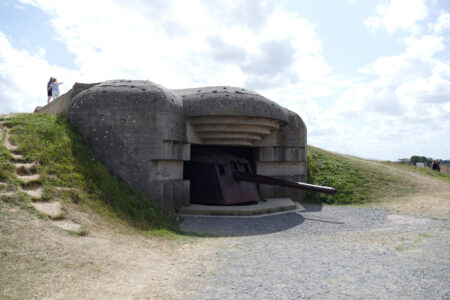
[370,161,450,218]
[343,156,450,219]
[0,203,220,299]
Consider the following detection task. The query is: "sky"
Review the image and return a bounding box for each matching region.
[0,0,449,161]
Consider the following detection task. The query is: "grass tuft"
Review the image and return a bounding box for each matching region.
[69,227,89,236]
[418,232,434,238]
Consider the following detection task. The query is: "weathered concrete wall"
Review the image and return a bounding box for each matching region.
[177,87,289,146]
[37,83,99,115]
[254,110,307,201]
[68,80,190,213]
[36,89,72,115]
[177,86,289,122]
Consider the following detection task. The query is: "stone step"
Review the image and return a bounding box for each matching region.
[53,219,83,233]
[32,201,64,220]
[14,163,36,173]
[16,174,40,183]
[9,152,25,161]
[0,191,15,198]
[4,137,18,151]
[22,185,43,199]
[55,187,79,191]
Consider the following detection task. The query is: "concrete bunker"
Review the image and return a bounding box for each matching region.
[39,80,310,213]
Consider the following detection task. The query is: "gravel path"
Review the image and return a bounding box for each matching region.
[180,205,450,299]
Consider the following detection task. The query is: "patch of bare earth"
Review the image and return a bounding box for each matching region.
[0,203,220,299]
[382,169,449,219]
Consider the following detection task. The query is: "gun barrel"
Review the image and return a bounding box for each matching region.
[233,171,336,195]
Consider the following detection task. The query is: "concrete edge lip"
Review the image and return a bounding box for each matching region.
[177,198,297,217]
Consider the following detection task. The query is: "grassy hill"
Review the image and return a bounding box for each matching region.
[307,146,450,205]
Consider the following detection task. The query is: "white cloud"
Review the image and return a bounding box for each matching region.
[0,0,331,105]
[404,35,445,58]
[0,32,77,112]
[365,0,428,34]
[13,0,328,93]
[432,10,450,34]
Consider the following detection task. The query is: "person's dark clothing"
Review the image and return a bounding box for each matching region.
[47,81,52,96]
[432,161,440,172]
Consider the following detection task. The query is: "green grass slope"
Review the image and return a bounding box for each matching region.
[1,113,178,231]
[306,146,448,205]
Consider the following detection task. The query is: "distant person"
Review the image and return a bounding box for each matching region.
[432,159,440,172]
[47,77,54,104]
[50,78,63,101]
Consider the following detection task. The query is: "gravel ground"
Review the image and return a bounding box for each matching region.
[180,205,450,299]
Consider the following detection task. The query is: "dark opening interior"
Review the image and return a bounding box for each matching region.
[189,144,257,171]
[183,144,260,205]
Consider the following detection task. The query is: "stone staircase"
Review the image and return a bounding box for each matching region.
[0,122,84,234]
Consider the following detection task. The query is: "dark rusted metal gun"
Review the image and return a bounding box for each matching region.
[184,151,336,205]
[233,171,336,195]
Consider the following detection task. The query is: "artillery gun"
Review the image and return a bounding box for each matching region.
[184,150,336,205]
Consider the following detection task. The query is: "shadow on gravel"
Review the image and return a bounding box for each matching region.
[298,203,323,212]
[180,203,325,237]
[180,212,305,237]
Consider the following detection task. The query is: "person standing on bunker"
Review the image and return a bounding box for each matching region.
[50,78,63,101]
[47,77,53,104]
